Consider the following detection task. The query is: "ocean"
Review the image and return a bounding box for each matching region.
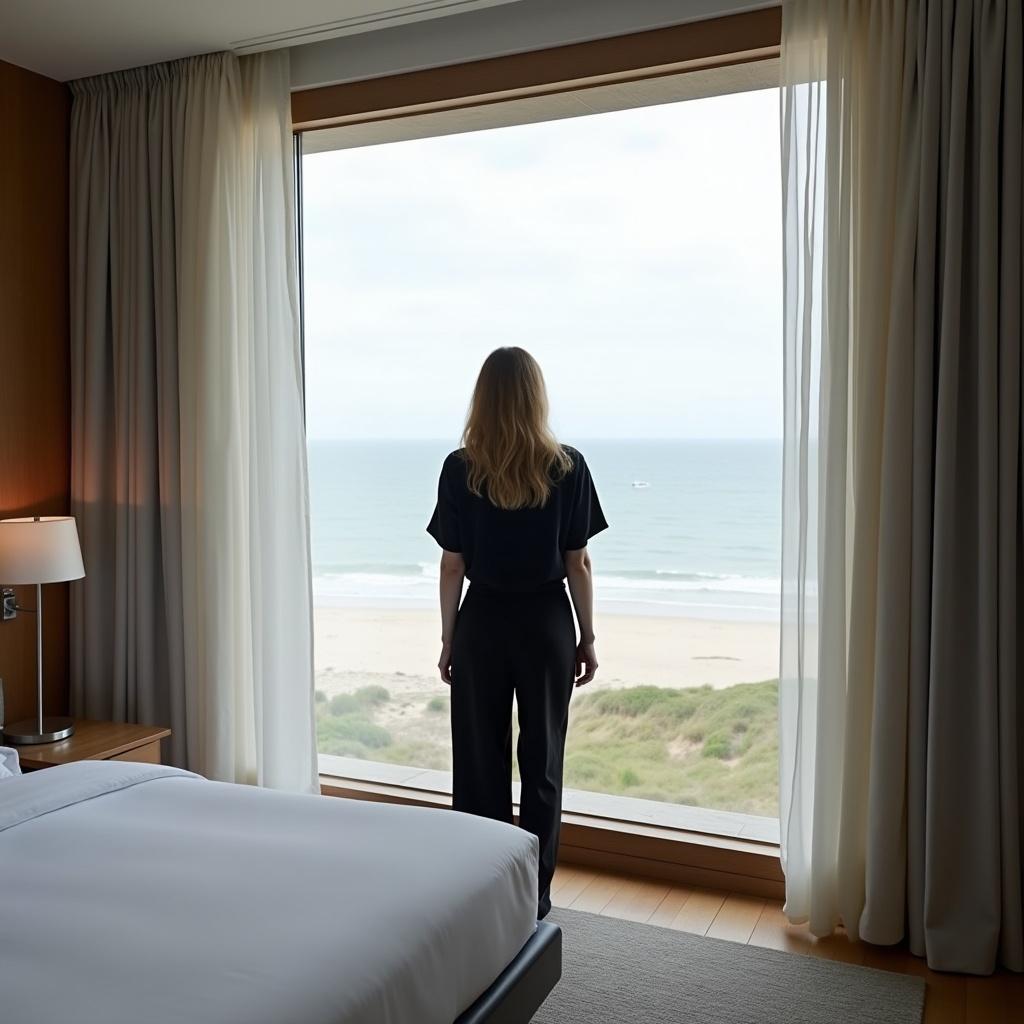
[308,439,782,621]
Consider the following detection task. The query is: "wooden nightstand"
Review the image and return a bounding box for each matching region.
[7,720,171,772]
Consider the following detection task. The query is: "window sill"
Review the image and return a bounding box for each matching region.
[318,754,783,899]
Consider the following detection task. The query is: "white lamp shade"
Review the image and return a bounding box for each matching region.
[0,517,86,584]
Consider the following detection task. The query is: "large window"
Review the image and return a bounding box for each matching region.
[303,82,782,831]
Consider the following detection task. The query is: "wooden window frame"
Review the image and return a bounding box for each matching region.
[321,775,783,899]
[291,7,781,132]
[296,6,785,893]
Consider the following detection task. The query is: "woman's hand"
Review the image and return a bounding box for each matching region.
[438,640,454,684]
[575,640,598,687]
[437,551,464,686]
[566,548,597,688]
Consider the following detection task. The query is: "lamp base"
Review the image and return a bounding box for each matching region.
[3,717,75,745]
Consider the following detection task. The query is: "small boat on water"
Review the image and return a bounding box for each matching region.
[632,480,650,489]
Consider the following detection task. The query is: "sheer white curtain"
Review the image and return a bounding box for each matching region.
[778,0,847,939]
[70,52,317,792]
[779,0,1024,974]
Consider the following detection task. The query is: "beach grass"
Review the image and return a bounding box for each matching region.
[564,681,778,814]
[316,678,778,816]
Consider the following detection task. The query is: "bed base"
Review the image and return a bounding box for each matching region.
[454,921,561,1024]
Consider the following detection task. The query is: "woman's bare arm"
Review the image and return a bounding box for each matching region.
[565,547,598,686]
[437,550,466,683]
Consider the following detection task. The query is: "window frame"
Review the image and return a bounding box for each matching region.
[291,8,781,131]
[294,6,784,890]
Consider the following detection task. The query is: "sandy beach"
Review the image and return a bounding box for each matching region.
[313,605,778,696]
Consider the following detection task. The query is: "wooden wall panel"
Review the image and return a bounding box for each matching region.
[0,60,71,725]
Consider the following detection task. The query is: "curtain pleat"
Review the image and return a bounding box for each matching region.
[69,52,317,792]
[780,0,1023,974]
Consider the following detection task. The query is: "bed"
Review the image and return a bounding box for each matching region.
[0,759,560,1024]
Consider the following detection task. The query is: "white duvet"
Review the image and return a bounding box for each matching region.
[0,761,538,1024]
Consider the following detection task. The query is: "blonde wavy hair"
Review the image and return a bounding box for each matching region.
[462,348,572,510]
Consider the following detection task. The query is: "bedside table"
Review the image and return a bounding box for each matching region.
[7,720,172,772]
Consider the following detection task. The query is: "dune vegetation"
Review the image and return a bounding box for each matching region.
[316,678,779,817]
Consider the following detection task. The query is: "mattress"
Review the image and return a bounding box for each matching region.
[0,761,538,1024]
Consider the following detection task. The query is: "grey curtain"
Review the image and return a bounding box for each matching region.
[69,59,190,766]
[853,0,1023,975]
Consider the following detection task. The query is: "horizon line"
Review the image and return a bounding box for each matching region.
[306,436,785,443]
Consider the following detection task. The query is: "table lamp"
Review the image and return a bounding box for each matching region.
[0,517,85,744]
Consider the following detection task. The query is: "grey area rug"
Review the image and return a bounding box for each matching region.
[536,908,925,1024]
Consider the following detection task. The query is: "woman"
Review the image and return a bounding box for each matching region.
[426,347,607,919]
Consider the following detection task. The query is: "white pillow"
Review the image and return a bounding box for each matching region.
[0,746,22,778]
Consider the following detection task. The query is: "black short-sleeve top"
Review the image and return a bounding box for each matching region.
[426,446,608,592]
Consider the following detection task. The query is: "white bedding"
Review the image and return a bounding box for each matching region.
[0,761,538,1024]
[0,744,20,777]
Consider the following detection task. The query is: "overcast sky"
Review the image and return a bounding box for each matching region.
[302,87,782,441]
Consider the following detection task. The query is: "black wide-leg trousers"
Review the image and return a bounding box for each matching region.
[450,583,577,919]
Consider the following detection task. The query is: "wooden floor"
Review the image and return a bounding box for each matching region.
[551,864,1023,1023]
